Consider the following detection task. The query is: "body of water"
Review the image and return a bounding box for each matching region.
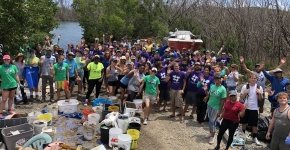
[50,22,83,51]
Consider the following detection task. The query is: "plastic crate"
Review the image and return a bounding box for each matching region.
[1,123,34,150]
[0,117,28,142]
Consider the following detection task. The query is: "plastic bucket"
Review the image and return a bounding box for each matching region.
[93,98,112,106]
[100,125,111,144]
[118,115,129,134]
[42,126,56,142]
[92,106,103,120]
[128,123,141,131]
[108,96,118,104]
[88,113,100,130]
[80,108,94,124]
[133,99,143,114]
[38,113,52,126]
[125,102,136,117]
[33,120,47,135]
[27,111,42,124]
[109,128,123,147]
[118,134,132,150]
[128,117,141,124]
[127,129,140,149]
[83,121,97,140]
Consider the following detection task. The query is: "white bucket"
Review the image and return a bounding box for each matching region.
[117,134,132,150]
[128,117,141,124]
[33,120,47,135]
[109,128,123,147]
[57,99,79,114]
[108,96,118,104]
[88,113,100,130]
[42,126,56,142]
[83,121,97,140]
[117,116,129,134]
[125,102,136,117]
[92,106,103,120]
[133,99,143,114]
[27,111,42,124]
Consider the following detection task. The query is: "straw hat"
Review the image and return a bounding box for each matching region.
[15,53,26,60]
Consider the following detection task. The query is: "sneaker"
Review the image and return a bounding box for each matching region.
[84,101,88,106]
[147,116,152,121]
[209,137,215,144]
[143,119,148,125]
[8,110,15,114]
[214,145,220,150]
[253,137,261,145]
[205,133,211,139]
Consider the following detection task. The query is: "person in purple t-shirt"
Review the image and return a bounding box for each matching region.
[189,51,205,66]
[166,63,186,123]
[184,62,202,119]
[149,51,159,64]
[180,58,189,73]
[140,47,150,63]
[216,52,232,66]
[196,66,214,126]
[155,61,169,112]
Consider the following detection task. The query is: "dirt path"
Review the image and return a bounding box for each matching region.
[14,86,271,150]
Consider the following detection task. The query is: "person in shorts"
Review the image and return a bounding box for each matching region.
[166,63,186,123]
[0,55,22,116]
[53,55,70,101]
[139,67,160,125]
[64,52,79,94]
[106,57,121,96]
[155,61,169,111]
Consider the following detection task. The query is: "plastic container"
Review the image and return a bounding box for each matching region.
[80,108,94,124]
[27,111,42,124]
[92,106,103,121]
[118,115,129,133]
[0,117,28,142]
[128,117,141,124]
[33,120,47,135]
[128,123,141,131]
[109,128,123,147]
[57,99,79,114]
[93,98,112,106]
[117,134,132,150]
[133,99,143,114]
[83,121,97,140]
[124,102,136,117]
[88,113,100,130]
[100,125,112,144]
[108,96,118,104]
[2,123,34,150]
[108,106,119,112]
[38,113,52,126]
[127,129,140,149]
[42,126,56,142]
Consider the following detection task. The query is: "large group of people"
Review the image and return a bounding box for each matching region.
[0,35,290,150]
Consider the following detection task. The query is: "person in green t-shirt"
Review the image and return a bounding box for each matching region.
[0,55,22,116]
[84,55,104,106]
[204,73,226,144]
[52,55,70,101]
[138,67,160,125]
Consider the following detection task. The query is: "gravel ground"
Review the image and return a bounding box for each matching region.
[12,83,272,150]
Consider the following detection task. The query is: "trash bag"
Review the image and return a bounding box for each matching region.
[258,116,271,131]
[257,130,271,142]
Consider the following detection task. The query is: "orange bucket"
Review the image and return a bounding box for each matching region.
[81,108,95,124]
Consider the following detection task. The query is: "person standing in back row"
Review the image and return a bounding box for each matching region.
[40,49,56,102]
[240,74,263,145]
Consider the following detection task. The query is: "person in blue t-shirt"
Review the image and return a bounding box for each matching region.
[64,52,79,94]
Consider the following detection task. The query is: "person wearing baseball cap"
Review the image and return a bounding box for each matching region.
[205,73,227,144]
[216,52,232,66]
[139,67,160,125]
[64,52,79,95]
[83,54,104,106]
[0,55,22,116]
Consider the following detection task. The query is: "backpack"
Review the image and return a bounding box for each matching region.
[240,83,262,105]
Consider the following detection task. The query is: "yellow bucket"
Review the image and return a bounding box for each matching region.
[108,106,119,112]
[38,113,52,126]
[127,129,140,149]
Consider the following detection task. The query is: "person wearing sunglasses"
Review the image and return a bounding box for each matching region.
[0,55,22,116]
[106,57,121,96]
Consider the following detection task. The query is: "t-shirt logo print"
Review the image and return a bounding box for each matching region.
[258,74,264,82]
[161,73,166,79]
[190,74,198,84]
[211,90,218,95]
[5,69,14,73]
[203,79,210,85]
[149,79,156,84]
[172,75,180,83]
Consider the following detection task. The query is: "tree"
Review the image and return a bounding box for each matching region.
[0,0,59,56]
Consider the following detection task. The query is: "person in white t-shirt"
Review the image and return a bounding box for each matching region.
[240,74,263,145]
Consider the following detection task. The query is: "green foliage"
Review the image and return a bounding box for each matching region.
[0,0,58,56]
